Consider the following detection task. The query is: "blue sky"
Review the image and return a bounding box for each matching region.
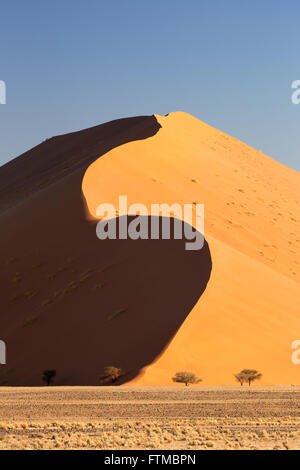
[0,0,299,170]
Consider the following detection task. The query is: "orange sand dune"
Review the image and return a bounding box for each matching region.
[83,112,300,385]
[0,112,299,386]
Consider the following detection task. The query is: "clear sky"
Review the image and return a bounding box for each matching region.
[0,0,299,171]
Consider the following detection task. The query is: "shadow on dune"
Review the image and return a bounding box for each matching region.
[0,115,162,213]
[89,216,212,384]
[0,115,212,385]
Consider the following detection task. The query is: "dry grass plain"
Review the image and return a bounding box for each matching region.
[0,386,300,450]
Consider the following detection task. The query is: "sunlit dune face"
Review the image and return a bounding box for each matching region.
[81,111,300,386]
[82,111,299,282]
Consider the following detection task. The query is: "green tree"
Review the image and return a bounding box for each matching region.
[234,372,248,386]
[235,369,262,386]
[172,371,202,386]
[42,369,56,386]
[100,366,123,384]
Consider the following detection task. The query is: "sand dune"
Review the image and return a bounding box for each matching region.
[83,112,300,385]
[0,111,299,385]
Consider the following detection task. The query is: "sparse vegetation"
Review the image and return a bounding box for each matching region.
[172,371,202,386]
[93,283,104,290]
[107,309,127,321]
[0,387,299,449]
[235,369,262,386]
[22,315,39,327]
[100,366,123,384]
[42,370,56,386]
[11,272,22,283]
[0,417,299,450]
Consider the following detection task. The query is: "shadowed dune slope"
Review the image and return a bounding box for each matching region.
[0,114,212,385]
[0,115,161,213]
[82,111,300,385]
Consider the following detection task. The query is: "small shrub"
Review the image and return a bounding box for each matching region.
[42,370,56,386]
[107,309,127,321]
[172,371,202,386]
[100,366,123,384]
[93,283,104,290]
[23,315,39,327]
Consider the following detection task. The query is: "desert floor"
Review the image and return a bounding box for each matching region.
[0,385,300,450]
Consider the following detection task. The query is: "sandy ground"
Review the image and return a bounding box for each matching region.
[0,386,300,450]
